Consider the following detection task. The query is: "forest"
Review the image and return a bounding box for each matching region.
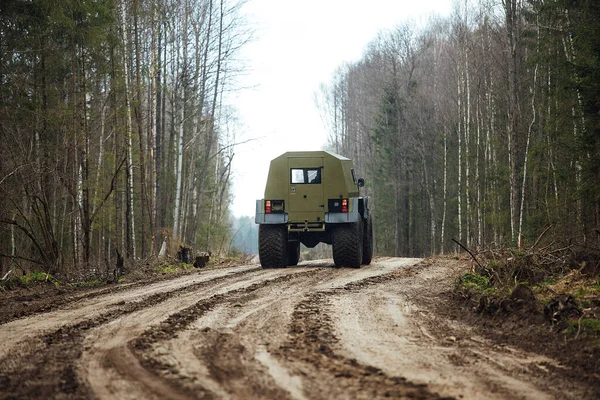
[318,0,600,257]
[2,0,600,278]
[0,0,250,278]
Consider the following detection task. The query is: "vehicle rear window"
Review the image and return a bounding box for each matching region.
[291,168,321,184]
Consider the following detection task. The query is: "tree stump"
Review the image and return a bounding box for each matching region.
[194,252,210,268]
[177,246,192,264]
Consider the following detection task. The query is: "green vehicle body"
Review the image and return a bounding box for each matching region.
[255,151,373,268]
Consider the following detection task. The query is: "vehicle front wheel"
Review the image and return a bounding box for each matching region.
[259,224,288,268]
[362,214,373,265]
[332,222,363,268]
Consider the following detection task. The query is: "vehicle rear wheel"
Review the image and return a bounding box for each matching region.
[362,214,373,265]
[332,222,363,268]
[287,241,300,266]
[259,224,288,268]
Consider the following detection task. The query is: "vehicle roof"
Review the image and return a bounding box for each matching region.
[274,150,350,161]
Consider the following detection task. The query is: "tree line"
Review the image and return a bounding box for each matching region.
[0,0,250,277]
[317,0,600,256]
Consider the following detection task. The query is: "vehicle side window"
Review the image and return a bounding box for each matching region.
[290,168,321,184]
[351,168,357,184]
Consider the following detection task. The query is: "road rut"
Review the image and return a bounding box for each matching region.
[0,257,589,399]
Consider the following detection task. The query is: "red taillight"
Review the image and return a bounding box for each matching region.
[341,199,348,213]
[265,200,271,214]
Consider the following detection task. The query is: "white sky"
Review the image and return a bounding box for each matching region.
[229,0,452,217]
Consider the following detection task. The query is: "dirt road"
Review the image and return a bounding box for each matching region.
[0,258,592,399]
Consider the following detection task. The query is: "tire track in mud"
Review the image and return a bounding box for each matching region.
[1,258,593,399]
[131,266,346,400]
[1,259,433,400]
[0,266,262,362]
[134,270,323,347]
[2,277,147,325]
[275,267,452,400]
[124,269,324,400]
[0,266,260,326]
[0,267,264,400]
[325,260,576,400]
[80,268,326,400]
[127,263,443,400]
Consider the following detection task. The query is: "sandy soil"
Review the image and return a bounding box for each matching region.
[0,257,596,399]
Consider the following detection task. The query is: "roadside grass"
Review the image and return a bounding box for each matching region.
[0,271,58,290]
[154,262,196,274]
[1,254,249,291]
[458,272,491,292]
[1,260,199,291]
[565,318,600,336]
[153,255,244,274]
[0,271,110,291]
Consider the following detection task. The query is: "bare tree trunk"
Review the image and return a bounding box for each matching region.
[110,43,123,261]
[148,1,157,254]
[420,126,436,255]
[71,37,81,268]
[476,100,482,247]
[441,125,448,253]
[394,181,400,256]
[120,0,136,258]
[154,18,162,232]
[545,63,559,213]
[504,0,521,243]
[518,72,534,248]
[197,0,225,249]
[81,48,91,265]
[464,45,471,247]
[192,2,213,243]
[518,21,539,248]
[173,0,189,242]
[91,98,108,245]
[457,67,463,243]
[562,13,586,229]
[133,0,147,258]
[485,20,499,245]
[173,106,185,241]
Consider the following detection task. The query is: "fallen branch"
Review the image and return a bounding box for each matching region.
[538,240,556,253]
[531,224,552,251]
[2,269,13,281]
[549,244,574,254]
[452,238,484,270]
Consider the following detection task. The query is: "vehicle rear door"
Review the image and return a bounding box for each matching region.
[288,157,324,222]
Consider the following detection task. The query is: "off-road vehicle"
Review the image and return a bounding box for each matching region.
[255,151,372,268]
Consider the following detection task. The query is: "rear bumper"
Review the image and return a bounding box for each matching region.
[255,200,288,224]
[255,198,360,225]
[325,197,360,223]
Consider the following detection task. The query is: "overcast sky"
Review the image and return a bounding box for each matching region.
[229,0,453,217]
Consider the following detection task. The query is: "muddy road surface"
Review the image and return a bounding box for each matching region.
[0,257,592,399]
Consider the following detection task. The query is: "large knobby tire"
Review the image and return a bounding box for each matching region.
[332,222,363,268]
[287,241,300,266]
[259,224,288,268]
[362,214,373,265]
